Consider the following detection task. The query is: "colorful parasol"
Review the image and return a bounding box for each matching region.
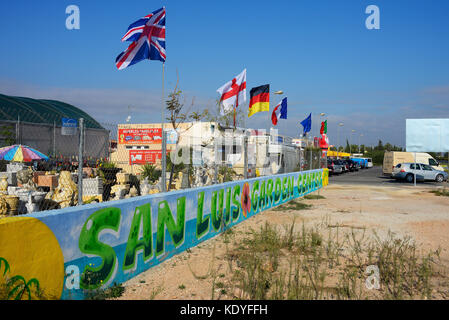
[0,145,49,162]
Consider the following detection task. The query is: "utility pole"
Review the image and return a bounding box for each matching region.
[78,118,84,206]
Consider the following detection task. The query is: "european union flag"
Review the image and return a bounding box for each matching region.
[300,113,312,136]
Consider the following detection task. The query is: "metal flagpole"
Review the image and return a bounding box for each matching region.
[414,152,417,187]
[53,121,56,157]
[161,63,167,192]
[78,118,84,205]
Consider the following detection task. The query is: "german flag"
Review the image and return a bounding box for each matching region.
[248,84,270,117]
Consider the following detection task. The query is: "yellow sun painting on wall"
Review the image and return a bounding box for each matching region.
[0,217,64,300]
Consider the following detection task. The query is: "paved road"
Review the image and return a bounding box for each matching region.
[329,166,448,188]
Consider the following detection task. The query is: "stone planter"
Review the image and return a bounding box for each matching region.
[0,175,9,192]
[32,191,47,203]
[4,195,20,216]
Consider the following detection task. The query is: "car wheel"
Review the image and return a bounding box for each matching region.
[436,174,444,183]
[405,174,414,183]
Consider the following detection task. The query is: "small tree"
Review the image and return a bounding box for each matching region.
[0,124,16,147]
[206,98,246,128]
[165,73,208,190]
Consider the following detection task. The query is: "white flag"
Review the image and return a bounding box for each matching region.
[217,69,247,115]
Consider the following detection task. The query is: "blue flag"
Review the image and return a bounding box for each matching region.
[279,97,287,119]
[300,113,312,136]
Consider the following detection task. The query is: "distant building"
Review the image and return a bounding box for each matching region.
[0,93,110,160]
[111,121,302,176]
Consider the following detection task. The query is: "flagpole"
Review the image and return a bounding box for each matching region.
[233,106,236,129]
[161,62,167,192]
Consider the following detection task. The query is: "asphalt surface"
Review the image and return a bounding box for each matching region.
[329,166,448,188]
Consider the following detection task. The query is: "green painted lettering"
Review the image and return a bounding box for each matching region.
[274,178,282,203]
[232,185,241,222]
[225,187,231,224]
[266,179,274,207]
[123,204,153,271]
[259,180,266,209]
[251,181,260,213]
[156,197,186,256]
[79,207,121,289]
[196,192,209,239]
[211,190,224,231]
[282,177,288,201]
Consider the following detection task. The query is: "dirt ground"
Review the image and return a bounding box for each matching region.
[113,184,449,300]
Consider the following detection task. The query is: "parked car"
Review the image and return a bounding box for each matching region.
[383,152,444,176]
[392,163,448,183]
[350,157,367,169]
[335,159,349,173]
[342,159,359,172]
[327,159,344,175]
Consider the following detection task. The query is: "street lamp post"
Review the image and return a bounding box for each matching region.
[358,133,364,153]
[350,129,355,155]
[337,123,344,159]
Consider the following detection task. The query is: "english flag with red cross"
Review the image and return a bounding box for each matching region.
[216,69,247,115]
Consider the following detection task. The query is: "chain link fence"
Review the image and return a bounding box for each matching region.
[0,120,326,216]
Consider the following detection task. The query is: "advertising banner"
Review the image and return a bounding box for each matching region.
[406,119,449,152]
[118,128,162,145]
[61,118,77,136]
[129,150,162,164]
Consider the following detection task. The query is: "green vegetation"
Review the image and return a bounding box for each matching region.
[304,194,326,200]
[140,164,161,183]
[221,220,445,300]
[85,282,125,300]
[272,200,312,211]
[219,166,238,183]
[329,139,404,166]
[429,188,449,197]
[98,160,117,169]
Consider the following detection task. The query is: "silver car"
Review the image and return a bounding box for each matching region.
[392,163,448,183]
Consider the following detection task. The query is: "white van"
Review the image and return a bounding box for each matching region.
[383,151,444,175]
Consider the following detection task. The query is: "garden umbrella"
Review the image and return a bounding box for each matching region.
[0,144,49,162]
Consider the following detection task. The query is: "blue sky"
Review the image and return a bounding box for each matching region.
[1,0,448,147]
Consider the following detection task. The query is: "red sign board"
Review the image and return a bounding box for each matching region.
[129,150,162,165]
[118,128,162,145]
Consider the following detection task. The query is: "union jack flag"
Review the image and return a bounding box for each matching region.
[116,7,166,70]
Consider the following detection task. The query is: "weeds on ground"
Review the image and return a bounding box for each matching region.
[85,282,125,300]
[304,194,326,200]
[272,200,312,211]
[222,220,444,300]
[429,188,449,197]
[149,285,164,300]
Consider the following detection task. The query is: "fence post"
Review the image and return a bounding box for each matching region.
[78,118,84,205]
[53,120,56,157]
[309,149,312,171]
[161,130,167,192]
[244,134,248,179]
[213,131,218,184]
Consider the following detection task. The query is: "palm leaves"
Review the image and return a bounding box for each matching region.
[1,257,41,300]
[6,275,41,300]
[0,257,9,276]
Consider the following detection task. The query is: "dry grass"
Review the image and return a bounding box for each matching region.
[217,218,446,300]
